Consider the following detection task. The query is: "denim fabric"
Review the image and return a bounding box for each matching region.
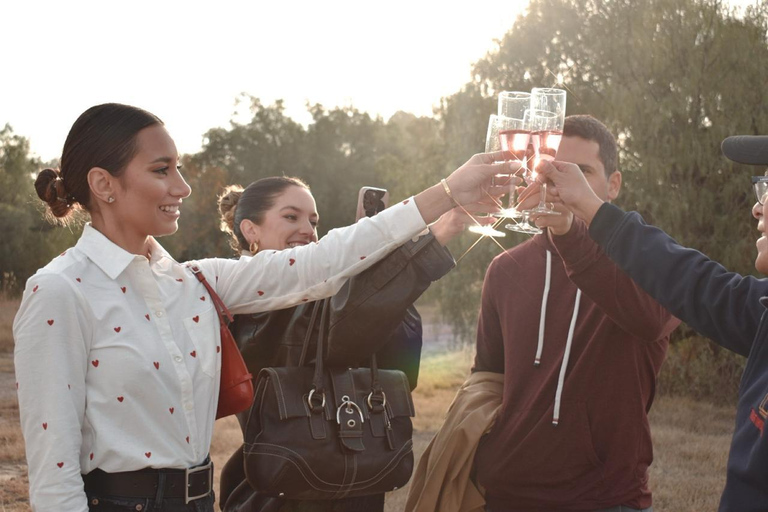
[86,492,215,512]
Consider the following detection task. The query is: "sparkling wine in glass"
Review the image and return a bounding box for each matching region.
[491,116,532,220]
[523,88,566,217]
[468,115,510,237]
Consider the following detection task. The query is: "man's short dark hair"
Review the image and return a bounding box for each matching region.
[563,115,618,177]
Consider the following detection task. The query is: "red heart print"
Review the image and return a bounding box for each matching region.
[68,384,71,390]
[91,360,99,368]
[216,345,220,353]
[42,423,47,430]
[186,436,190,443]
[121,287,126,293]
[289,258,296,266]
[257,291,264,296]
[60,251,67,256]
[402,199,409,205]
[145,452,151,459]
[114,327,121,333]
[145,314,150,321]
[47,319,54,326]
[302,298,308,302]
[117,396,124,402]
[90,453,94,461]
[15,382,18,390]
[57,462,64,468]
[169,407,174,414]
[153,362,160,370]
[76,278,81,283]
[32,285,39,293]
[360,256,366,260]
[193,316,199,323]
[200,296,206,301]
[176,278,183,282]
[190,350,197,358]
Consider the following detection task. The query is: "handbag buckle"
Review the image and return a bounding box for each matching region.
[307,388,326,411]
[366,391,387,410]
[336,395,365,425]
[184,460,213,504]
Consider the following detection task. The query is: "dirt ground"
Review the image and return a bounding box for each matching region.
[0,314,735,511]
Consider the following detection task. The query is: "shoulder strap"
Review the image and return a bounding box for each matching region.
[188,265,233,327]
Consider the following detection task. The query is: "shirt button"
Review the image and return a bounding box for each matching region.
[174,356,183,363]
[156,311,164,317]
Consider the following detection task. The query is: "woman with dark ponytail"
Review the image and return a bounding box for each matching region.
[13,103,509,511]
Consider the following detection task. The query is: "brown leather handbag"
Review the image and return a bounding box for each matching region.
[190,266,254,420]
[243,298,415,500]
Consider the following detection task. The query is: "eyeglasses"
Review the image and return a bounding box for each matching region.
[753,176,768,205]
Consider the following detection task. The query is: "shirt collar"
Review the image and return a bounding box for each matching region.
[76,224,173,280]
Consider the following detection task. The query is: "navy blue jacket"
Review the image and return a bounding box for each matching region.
[590,203,768,511]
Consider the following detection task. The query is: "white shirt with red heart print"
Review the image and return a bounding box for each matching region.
[13,197,426,511]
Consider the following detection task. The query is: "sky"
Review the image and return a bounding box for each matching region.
[0,0,527,161]
[1,0,757,162]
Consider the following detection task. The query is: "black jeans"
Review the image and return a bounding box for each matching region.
[86,492,215,512]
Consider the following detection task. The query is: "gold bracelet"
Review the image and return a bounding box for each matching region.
[440,178,458,208]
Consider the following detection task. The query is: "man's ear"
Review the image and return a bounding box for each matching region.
[87,167,117,205]
[240,218,261,245]
[606,170,622,202]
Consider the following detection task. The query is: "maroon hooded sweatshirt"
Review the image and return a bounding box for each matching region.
[474,219,679,511]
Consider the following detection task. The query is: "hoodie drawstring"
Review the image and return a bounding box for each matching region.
[535,250,583,426]
[552,288,582,426]
[534,250,552,367]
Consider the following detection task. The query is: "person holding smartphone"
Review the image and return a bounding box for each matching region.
[216,177,496,512]
[13,102,510,512]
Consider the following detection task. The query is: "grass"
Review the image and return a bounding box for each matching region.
[0,302,735,511]
[0,298,18,354]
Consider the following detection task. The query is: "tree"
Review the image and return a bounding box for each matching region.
[0,125,78,293]
[429,0,768,344]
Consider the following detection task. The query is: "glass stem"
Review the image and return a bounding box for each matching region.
[539,182,547,208]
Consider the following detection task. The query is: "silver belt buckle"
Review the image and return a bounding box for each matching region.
[184,460,212,504]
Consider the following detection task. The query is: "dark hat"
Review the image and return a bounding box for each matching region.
[722,136,768,166]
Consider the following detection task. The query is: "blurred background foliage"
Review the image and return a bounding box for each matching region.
[2,0,767,400]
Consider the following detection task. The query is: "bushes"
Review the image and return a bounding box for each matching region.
[658,335,746,406]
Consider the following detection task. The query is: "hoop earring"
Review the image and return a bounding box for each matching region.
[249,241,259,254]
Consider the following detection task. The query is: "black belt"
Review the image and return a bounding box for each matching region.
[82,459,213,504]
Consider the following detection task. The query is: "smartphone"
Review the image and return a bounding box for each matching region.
[356,187,389,221]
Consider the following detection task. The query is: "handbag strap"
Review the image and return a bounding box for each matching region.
[298,300,323,367]
[188,266,234,328]
[311,298,331,394]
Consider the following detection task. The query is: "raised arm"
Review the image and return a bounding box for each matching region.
[201,153,513,313]
[540,160,767,356]
[550,217,680,341]
[323,231,455,367]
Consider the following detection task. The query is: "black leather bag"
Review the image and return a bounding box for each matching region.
[243,298,415,500]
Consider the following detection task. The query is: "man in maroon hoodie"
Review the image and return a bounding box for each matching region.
[473,115,680,512]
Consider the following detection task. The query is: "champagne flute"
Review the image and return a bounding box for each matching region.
[468,115,509,236]
[491,115,532,219]
[523,88,566,216]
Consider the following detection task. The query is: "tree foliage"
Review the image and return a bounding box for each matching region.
[3,0,768,372]
[0,125,78,292]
